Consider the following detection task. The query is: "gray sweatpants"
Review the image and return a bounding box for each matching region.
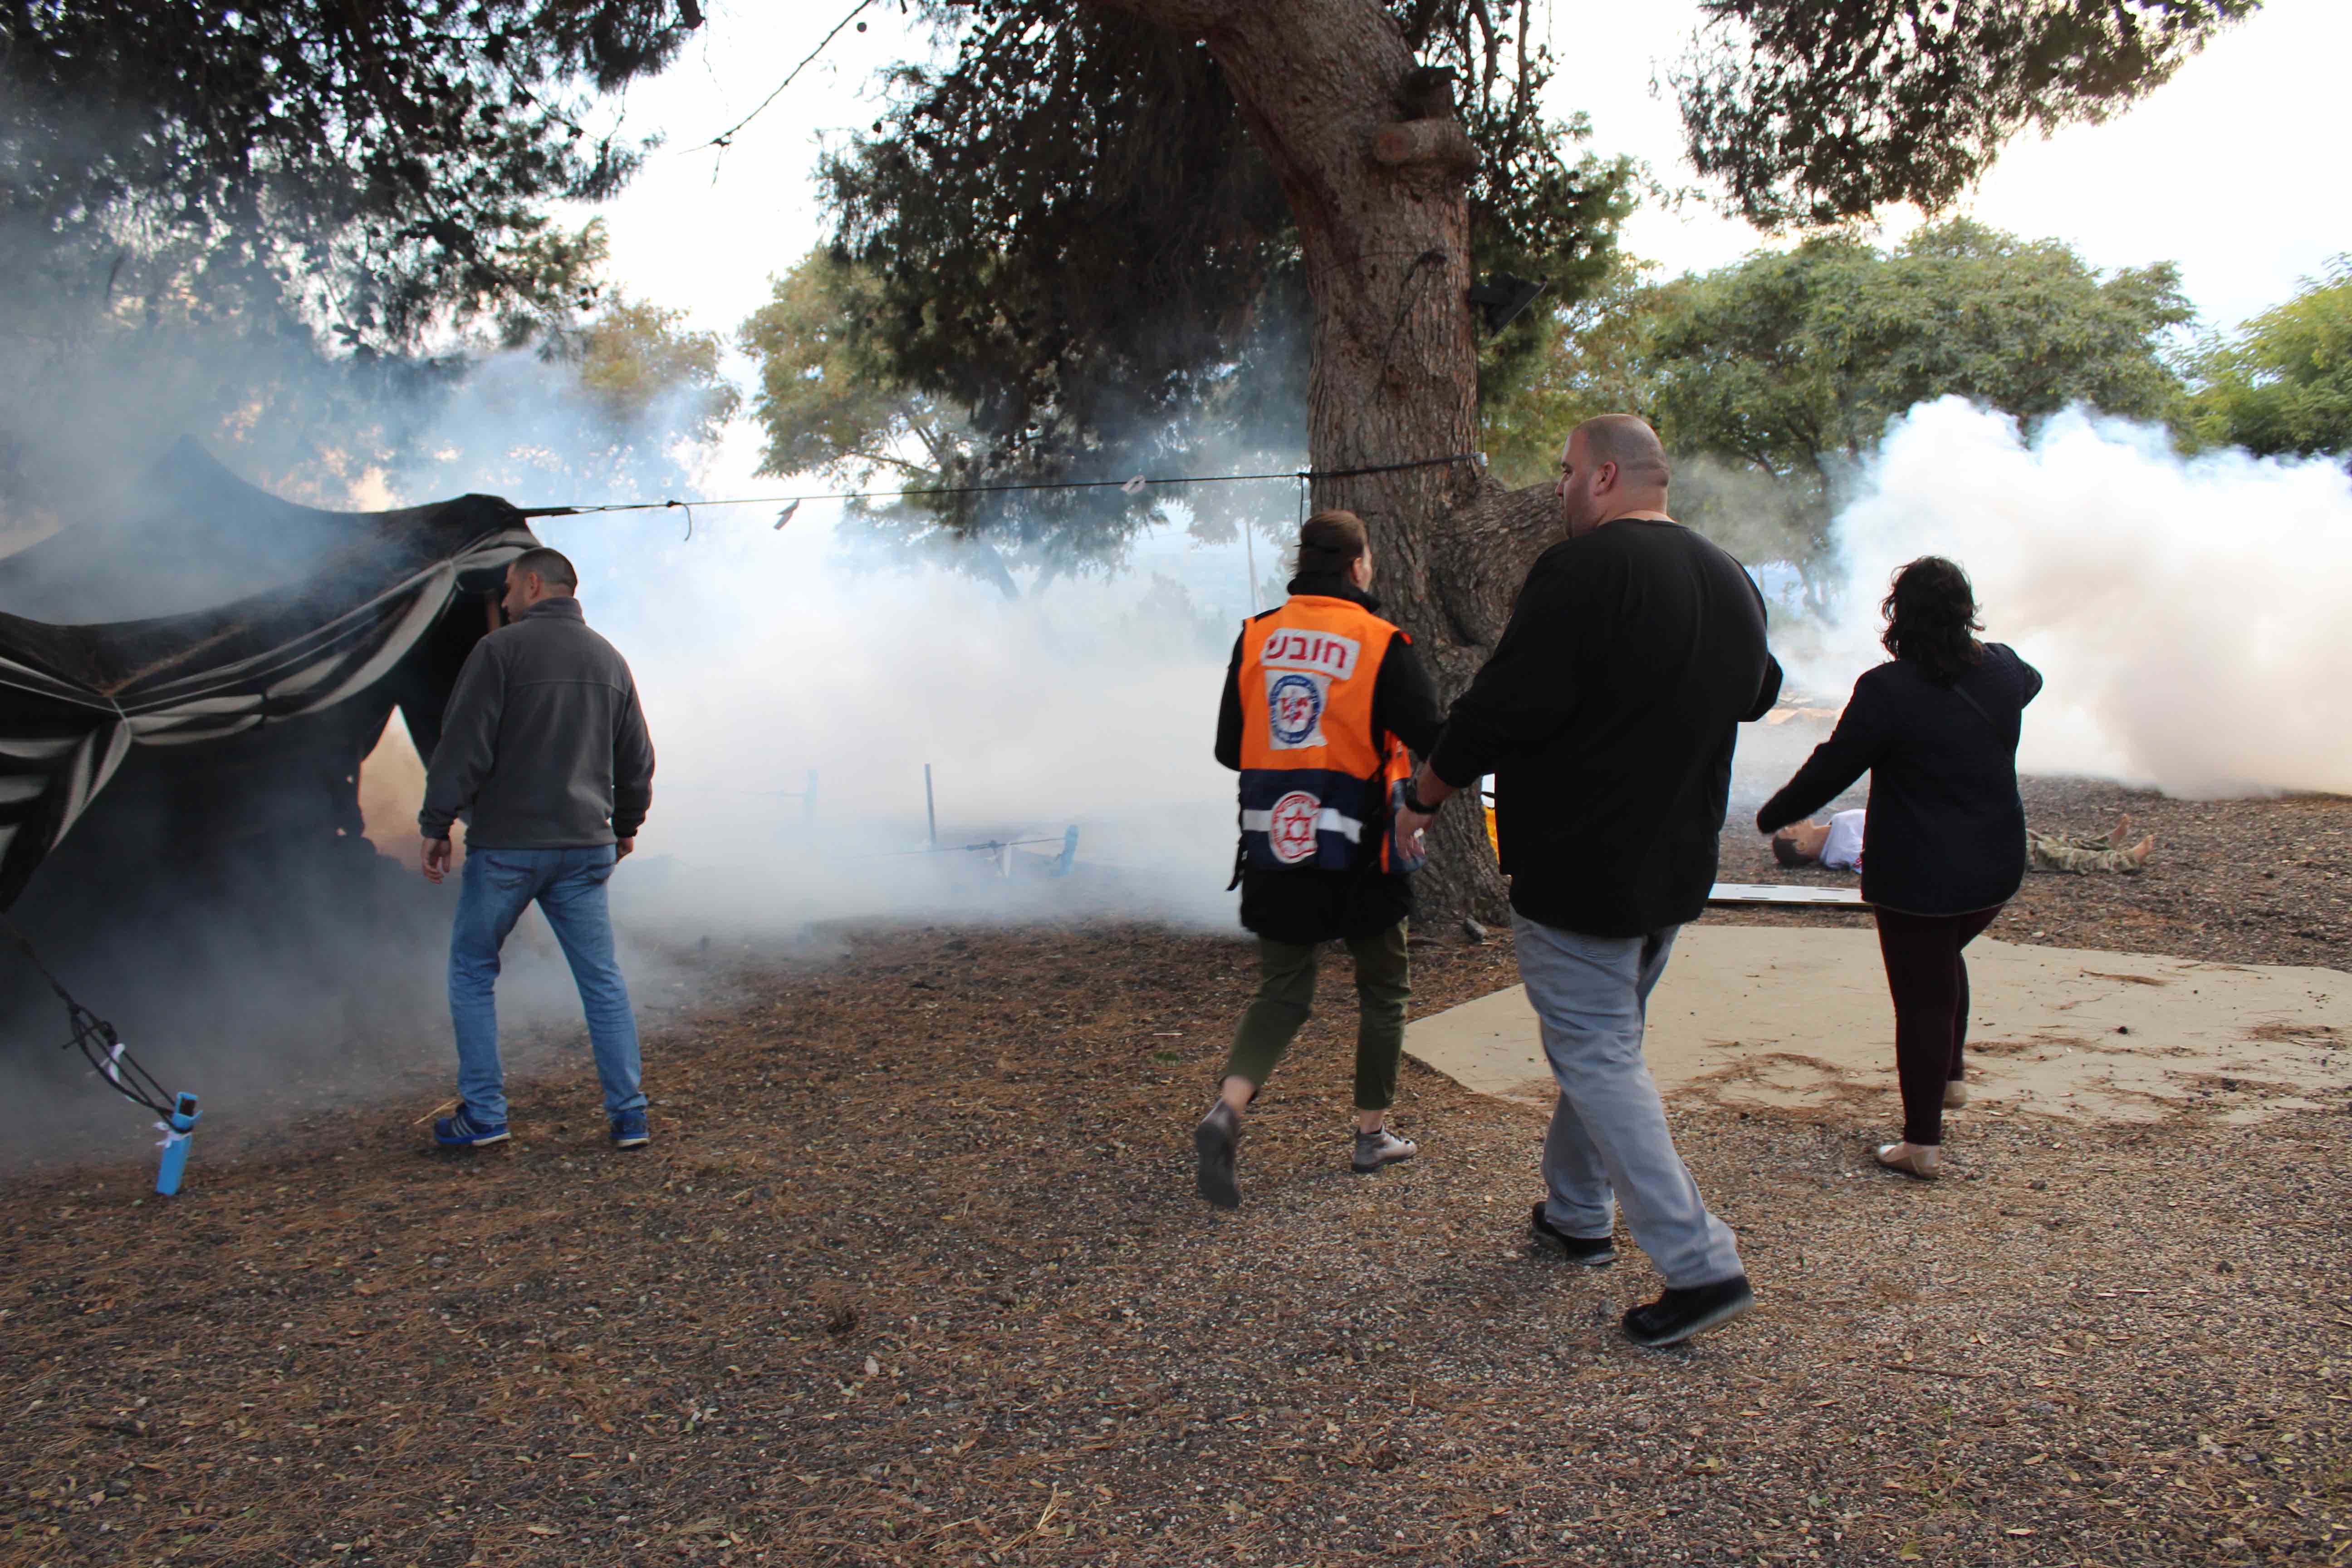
[1514,914,1744,1290]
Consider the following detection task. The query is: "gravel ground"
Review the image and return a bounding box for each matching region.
[2,786,2348,1568]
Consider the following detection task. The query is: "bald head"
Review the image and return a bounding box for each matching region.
[1557,413,1672,537]
[1575,415,1670,488]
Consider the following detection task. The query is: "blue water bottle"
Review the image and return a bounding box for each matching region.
[155,1092,200,1197]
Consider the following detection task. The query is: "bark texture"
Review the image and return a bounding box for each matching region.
[1087,0,1563,925]
[1371,118,1478,177]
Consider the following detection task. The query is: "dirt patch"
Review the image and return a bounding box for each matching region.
[4,921,2349,1567]
[1406,927,2352,1126]
[2247,1020,2345,1046]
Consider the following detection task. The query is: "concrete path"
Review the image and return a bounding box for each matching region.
[1405,926,2352,1125]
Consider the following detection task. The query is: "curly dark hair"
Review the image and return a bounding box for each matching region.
[1881,556,1984,686]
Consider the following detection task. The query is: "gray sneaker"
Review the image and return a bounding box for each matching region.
[1352,1127,1417,1173]
[1194,1101,1242,1209]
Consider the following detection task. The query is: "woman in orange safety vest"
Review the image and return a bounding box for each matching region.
[1194,510,1445,1209]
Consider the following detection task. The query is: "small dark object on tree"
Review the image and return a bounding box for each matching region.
[1468,274,1548,335]
[1396,64,1458,119]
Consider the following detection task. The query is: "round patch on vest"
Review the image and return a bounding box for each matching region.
[1267,790,1321,864]
[1267,672,1325,747]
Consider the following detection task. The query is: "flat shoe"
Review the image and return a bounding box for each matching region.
[1874,1142,1940,1181]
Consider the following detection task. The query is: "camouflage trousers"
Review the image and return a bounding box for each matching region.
[2028,829,2143,875]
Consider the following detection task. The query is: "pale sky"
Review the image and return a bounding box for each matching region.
[583,0,2351,347]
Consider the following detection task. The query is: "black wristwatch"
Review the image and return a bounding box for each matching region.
[1403,782,1444,815]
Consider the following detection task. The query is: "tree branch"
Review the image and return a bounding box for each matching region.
[1372,118,1478,177]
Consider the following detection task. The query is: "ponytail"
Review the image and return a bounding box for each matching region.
[1293,510,1369,578]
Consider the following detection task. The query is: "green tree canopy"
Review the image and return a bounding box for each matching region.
[391,281,743,505]
[0,210,730,526]
[739,245,1318,582]
[789,0,1632,566]
[1679,0,2261,227]
[774,0,2251,579]
[2186,259,2352,461]
[741,252,956,495]
[0,1,692,350]
[0,3,713,519]
[1485,220,2195,590]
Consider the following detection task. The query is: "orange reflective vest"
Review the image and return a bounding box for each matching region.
[1234,594,1415,874]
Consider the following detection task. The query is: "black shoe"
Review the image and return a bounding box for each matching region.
[1193,1102,1241,1210]
[1622,1275,1754,1348]
[1529,1203,1615,1266]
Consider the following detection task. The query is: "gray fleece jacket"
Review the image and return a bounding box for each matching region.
[418,596,654,848]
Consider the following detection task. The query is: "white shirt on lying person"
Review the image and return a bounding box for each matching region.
[1819,808,1865,872]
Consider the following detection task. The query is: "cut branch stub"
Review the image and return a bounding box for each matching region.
[1371,118,1477,180]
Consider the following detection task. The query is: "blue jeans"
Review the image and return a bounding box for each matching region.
[450,846,646,1124]
[1513,914,1744,1290]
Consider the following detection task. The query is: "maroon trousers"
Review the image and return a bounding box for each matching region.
[1872,904,2004,1146]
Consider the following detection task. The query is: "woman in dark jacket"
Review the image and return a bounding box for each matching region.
[1756,557,2042,1179]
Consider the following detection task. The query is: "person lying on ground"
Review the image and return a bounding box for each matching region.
[1772,807,1868,872]
[1393,414,1782,1350]
[1196,510,1443,1210]
[418,547,657,1152]
[1755,556,2039,1184]
[1772,812,2156,874]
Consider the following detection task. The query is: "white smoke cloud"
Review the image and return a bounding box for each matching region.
[1788,398,2352,799]
[589,519,1249,935]
[353,412,1264,940]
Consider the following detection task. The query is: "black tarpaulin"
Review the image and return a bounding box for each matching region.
[0,440,538,910]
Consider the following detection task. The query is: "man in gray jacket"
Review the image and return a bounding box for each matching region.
[419,547,656,1149]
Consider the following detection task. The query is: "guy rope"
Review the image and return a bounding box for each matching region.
[4,915,200,1194]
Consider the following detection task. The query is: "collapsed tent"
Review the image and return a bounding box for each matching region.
[0,439,539,913]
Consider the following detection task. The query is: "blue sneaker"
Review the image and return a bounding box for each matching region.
[434,1107,510,1148]
[609,1109,650,1148]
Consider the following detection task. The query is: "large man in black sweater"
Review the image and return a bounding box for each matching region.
[1396,415,1782,1348]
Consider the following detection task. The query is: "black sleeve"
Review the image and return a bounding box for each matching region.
[2010,647,2044,709]
[1426,551,1584,789]
[1740,567,1784,723]
[1755,676,1892,833]
[1747,654,1785,722]
[1213,631,1245,772]
[1371,633,1446,757]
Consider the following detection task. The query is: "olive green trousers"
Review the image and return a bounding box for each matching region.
[1221,922,1411,1111]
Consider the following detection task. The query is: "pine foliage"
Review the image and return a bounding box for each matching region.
[798,0,1632,564]
[1679,0,2260,226]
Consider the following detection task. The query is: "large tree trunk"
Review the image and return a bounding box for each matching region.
[1088,0,1560,927]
